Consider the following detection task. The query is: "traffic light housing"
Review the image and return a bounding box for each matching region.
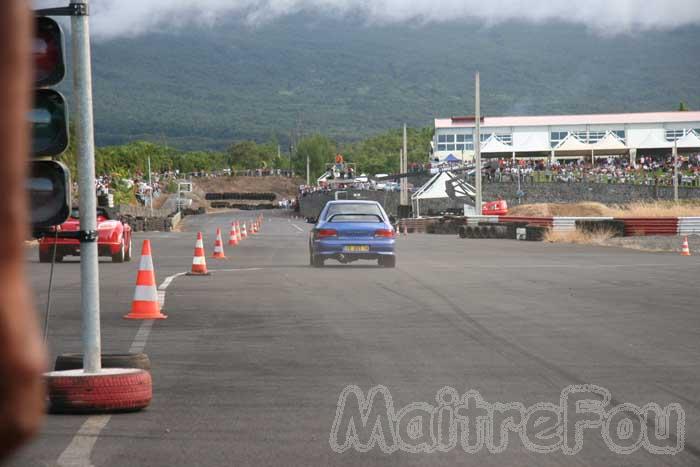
[30,16,71,231]
[29,160,71,229]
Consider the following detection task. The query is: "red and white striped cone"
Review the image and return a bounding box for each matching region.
[251,220,257,235]
[681,236,691,256]
[228,221,239,246]
[236,221,242,242]
[124,240,167,319]
[241,222,248,239]
[212,228,226,259]
[187,232,210,275]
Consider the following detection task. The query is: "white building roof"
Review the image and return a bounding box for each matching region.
[481,135,513,153]
[676,131,700,149]
[435,111,700,129]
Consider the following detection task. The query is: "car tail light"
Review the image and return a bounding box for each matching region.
[315,229,337,239]
[374,229,396,238]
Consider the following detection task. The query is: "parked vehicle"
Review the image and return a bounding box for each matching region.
[38,207,133,263]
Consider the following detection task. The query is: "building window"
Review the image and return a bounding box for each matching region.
[587,131,606,144]
[666,129,685,141]
[479,133,492,142]
[437,144,446,151]
[438,134,447,143]
[550,131,568,148]
[446,144,455,151]
[456,134,466,143]
[694,129,700,136]
[613,130,626,142]
[495,133,512,145]
[445,135,455,143]
[455,144,465,151]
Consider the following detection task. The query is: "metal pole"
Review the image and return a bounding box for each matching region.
[306,154,310,185]
[71,0,101,373]
[474,72,482,215]
[148,155,153,216]
[673,141,679,203]
[401,124,408,207]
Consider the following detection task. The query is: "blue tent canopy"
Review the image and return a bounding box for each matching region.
[443,154,460,162]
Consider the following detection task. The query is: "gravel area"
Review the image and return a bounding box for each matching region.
[604,234,700,253]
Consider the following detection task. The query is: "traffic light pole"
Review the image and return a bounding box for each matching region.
[71,0,102,373]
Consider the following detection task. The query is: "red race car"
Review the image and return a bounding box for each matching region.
[38,207,133,263]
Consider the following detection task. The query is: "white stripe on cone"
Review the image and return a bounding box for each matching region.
[139,254,154,271]
[133,285,159,302]
[193,256,206,265]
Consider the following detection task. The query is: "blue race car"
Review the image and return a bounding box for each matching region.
[308,200,396,268]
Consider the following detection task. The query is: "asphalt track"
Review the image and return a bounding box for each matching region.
[9,209,700,466]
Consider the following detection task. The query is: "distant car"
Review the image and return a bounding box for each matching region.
[38,207,133,263]
[308,200,396,268]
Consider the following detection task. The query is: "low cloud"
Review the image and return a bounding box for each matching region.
[34,0,700,39]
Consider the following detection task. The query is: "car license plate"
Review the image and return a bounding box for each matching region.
[344,245,369,252]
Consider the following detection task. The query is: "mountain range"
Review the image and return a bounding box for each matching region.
[75,14,700,149]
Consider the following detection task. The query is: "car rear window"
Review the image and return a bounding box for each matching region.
[325,203,383,222]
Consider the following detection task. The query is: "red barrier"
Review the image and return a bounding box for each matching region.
[618,218,679,236]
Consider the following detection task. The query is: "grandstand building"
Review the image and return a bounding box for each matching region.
[432,111,700,164]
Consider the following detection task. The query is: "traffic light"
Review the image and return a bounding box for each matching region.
[30,16,70,231]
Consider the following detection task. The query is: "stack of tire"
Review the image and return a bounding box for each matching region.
[459,222,548,241]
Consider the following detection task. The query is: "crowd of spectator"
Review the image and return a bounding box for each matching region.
[486,154,700,186]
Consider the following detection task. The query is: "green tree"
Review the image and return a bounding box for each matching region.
[679,102,689,111]
[294,135,336,180]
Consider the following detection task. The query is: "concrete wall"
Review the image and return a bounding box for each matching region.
[299,182,700,219]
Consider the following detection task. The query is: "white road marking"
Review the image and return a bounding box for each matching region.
[208,267,263,273]
[290,223,304,232]
[56,415,111,467]
[56,271,185,467]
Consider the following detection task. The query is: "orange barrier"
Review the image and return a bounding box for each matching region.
[187,232,210,275]
[212,228,226,259]
[124,240,167,320]
[228,222,239,246]
[681,236,691,256]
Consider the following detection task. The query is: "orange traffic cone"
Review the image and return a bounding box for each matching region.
[187,232,210,275]
[251,220,258,234]
[124,240,167,320]
[212,228,226,259]
[681,236,691,256]
[236,221,242,242]
[228,221,239,246]
[241,222,248,239]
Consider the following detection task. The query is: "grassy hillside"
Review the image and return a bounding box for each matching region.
[82,15,700,149]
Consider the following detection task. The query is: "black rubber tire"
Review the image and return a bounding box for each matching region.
[311,255,324,268]
[124,238,133,262]
[458,226,467,239]
[39,249,51,263]
[112,240,125,263]
[380,256,396,268]
[54,353,151,372]
[47,369,152,414]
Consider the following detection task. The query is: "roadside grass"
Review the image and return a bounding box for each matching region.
[511,201,700,218]
[544,227,617,245]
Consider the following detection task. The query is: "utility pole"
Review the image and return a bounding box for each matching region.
[400,124,409,211]
[147,155,153,216]
[474,72,482,215]
[673,140,679,203]
[306,154,310,185]
[72,0,101,373]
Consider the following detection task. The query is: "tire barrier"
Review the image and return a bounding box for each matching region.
[120,215,178,232]
[205,192,277,201]
[209,202,276,210]
[45,369,152,414]
[54,353,151,372]
[525,226,549,241]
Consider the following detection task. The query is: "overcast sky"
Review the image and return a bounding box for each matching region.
[34,0,700,39]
